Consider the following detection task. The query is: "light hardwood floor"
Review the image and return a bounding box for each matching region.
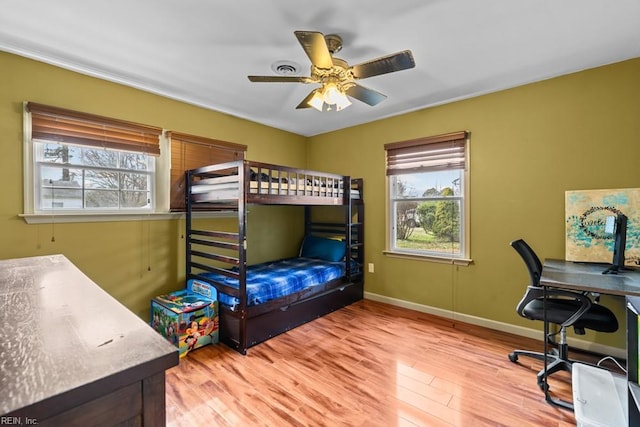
[165,299,615,426]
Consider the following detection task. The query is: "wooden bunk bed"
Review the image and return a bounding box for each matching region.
[185,160,364,354]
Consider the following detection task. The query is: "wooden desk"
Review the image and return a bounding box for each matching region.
[539,259,640,413]
[0,255,179,426]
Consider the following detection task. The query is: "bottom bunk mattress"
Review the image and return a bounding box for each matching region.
[199,257,350,310]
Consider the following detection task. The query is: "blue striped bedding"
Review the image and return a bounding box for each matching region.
[200,257,348,309]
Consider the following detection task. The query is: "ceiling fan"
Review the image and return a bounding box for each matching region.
[248,31,415,112]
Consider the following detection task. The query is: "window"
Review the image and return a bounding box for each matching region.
[167,132,246,211]
[26,102,162,214]
[35,142,154,210]
[385,131,470,259]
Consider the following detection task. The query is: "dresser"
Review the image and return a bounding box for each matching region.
[0,255,178,426]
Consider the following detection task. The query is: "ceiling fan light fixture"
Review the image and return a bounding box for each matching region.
[334,92,352,111]
[306,82,351,112]
[322,83,343,105]
[308,90,325,111]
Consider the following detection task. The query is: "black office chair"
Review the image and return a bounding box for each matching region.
[508,239,619,390]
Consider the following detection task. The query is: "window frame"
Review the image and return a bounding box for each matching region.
[21,103,242,224]
[384,131,471,263]
[23,102,163,219]
[33,140,156,213]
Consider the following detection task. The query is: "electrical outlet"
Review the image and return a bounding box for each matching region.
[368,263,374,273]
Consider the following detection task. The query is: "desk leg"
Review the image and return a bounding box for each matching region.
[542,285,574,411]
[543,284,548,395]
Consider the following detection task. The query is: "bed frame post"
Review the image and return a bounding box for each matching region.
[185,170,193,280]
[354,178,364,279]
[238,161,249,354]
[345,176,352,278]
[304,206,311,236]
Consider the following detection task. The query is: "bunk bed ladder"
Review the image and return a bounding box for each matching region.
[185,164,249,355]
[185,169,195,280]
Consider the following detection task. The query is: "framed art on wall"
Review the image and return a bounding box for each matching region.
[565,188,640,266]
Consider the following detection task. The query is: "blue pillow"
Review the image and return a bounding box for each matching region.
[300,235,346,262]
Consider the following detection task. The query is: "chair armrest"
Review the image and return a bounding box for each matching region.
[518,286,592,327]
[555,289,592,327]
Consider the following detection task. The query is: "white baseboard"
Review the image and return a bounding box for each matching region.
[364,291,626,360]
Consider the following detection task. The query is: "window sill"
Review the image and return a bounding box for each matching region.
[20,210,237,224]
[383,250,473,266]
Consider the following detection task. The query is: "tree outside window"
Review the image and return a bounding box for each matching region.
[391,172,463,255]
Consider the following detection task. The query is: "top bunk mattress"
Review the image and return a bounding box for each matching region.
[187,160,361,205]
[198,257,348,310]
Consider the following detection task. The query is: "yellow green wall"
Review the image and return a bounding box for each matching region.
[0,52,306,318]
[307,58,640,349]
[2,49,639,349]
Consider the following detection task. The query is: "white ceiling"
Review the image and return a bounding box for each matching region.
[1,0,639,137]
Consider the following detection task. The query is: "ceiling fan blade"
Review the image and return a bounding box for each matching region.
[345,84,387,106]
[351,50,415,79]
[248,76,312,83]
[296,90,317,109]
[294,31,333,69]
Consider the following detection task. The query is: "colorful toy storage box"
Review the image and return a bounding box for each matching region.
[151,279,219,358]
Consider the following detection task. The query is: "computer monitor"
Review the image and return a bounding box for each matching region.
[603,213,627,274]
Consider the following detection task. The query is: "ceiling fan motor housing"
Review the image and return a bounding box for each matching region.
[324,34,343,54]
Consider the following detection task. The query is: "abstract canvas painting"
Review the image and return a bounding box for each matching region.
[566,188,640,266]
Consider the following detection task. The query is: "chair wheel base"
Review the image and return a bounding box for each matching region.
[508,352,518,363]
[538,379,549,392]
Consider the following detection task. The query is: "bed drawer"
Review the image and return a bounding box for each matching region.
[220,281,363,353]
